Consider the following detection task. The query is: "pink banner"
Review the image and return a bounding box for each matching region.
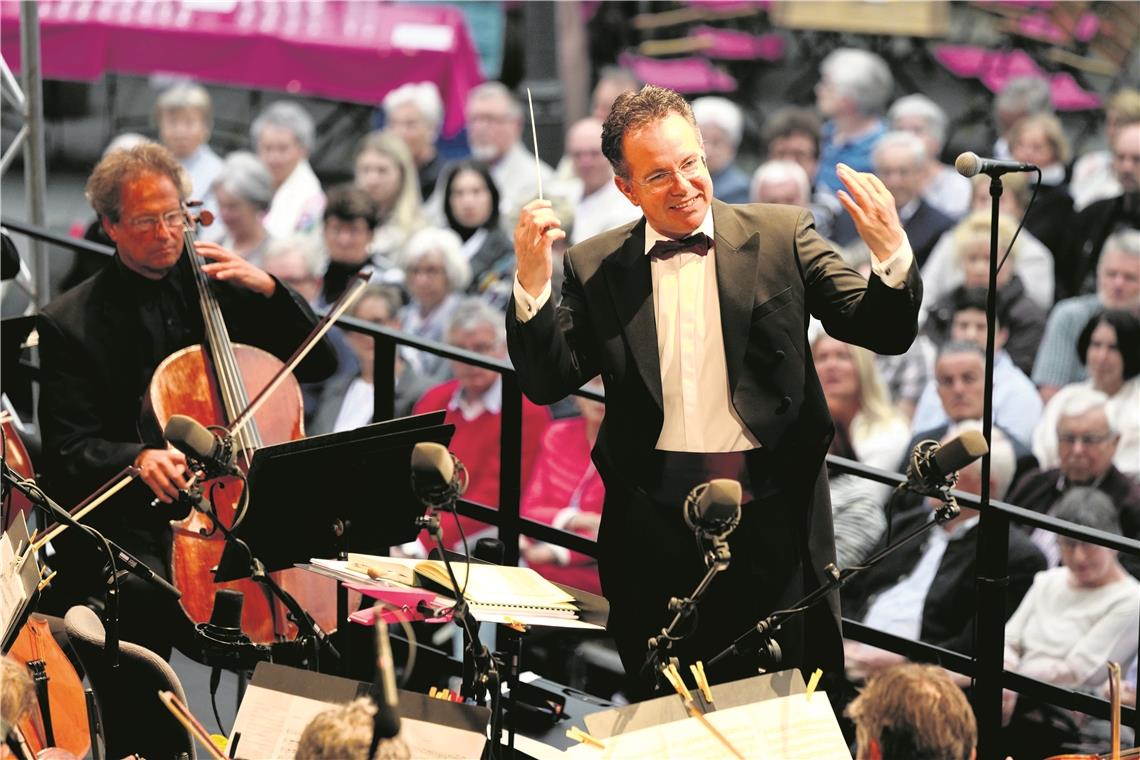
[0,0,483,137]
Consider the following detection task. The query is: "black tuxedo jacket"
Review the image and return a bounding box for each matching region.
[507,200,922,668]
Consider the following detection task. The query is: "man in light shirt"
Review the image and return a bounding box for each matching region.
[564,117,640,245]
[507,85,923,693]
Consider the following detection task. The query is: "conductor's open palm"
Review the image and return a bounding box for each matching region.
[835,162,903,262]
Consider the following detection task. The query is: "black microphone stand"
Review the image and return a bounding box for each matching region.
[1,462,181,668]
[708,482,962,670]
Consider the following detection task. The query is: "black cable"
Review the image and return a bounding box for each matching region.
[210,679,227,736]
[995,168,1042,277]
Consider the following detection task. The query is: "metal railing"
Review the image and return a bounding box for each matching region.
[5,218,1139,754]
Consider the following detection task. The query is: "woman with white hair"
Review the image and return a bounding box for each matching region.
[252,100,326,237]
[398,228,471,381]
[888,94,971,221]
[211,151,274,266]
[352,131,427,263]
[154,82,223,225]
[382,81,445,200]
[692,96,750,204]
[749,160,812,208]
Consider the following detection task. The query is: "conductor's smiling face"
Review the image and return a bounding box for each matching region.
[614,111,712,240]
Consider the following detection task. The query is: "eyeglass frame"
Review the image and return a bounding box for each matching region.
[630,155,707,191]
[1057,431,1117,447]
[123,209,187,235]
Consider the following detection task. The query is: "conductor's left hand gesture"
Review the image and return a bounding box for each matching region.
[834,162,904,262]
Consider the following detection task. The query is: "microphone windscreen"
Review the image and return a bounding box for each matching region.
[410,442,454,483]
[207,589,245,631]
[954,152,981,178]
[164,414,217,459]
[696,479,743,524]
[932,430,989,480]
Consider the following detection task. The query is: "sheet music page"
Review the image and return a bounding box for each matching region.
[565,691,851,759]
[0,531,24,633]
[399,715,488,758]
[228,684,335,759]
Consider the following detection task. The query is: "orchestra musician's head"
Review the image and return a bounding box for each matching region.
[86,143,191,280]
[847,662,977,760]
[604,85,712,240]
[294,696,410,759]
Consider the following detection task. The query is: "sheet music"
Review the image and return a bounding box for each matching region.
[399,716,489,758]
[229,684,333,759]
[565,691,851,759]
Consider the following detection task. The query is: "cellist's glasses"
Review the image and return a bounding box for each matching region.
[126,210,186,235]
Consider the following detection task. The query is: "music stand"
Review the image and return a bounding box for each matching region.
[214,411,453,582]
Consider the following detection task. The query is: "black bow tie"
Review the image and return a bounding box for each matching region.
[648,232,711,260]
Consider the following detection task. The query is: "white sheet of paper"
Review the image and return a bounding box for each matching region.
[399,716,488,759]
[229,683,334,759]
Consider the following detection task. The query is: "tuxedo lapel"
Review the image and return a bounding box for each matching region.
[603,220,663,409]
[712,201,760,393]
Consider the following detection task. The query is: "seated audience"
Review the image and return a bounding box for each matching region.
[1071,88,1140,212]
[317,185,383,306]
[211,151,274,266]
[382,81,445,201]
[1033,230,1140,402]
[762,106,842,238]
[1034,309,1140,479]
[912,293,1042,448]
[1066,121,1140,299]
[154,82,222,228]
[843,425,1044,678]
[262,233,325,307]
[310,284,431,434]
[888,93,971,221]
[924,213,1046,376]
[1007,387,1140,576]
[253,101,325,238]
[750,160,812,208]
[922,173,1054,315]
[1008,112,1074,265]
[441,160,515,291]
[814,48,892,194]
[353,131,426,271]
[1002,488,1140,758]
[846,663,977,760]
[831,131,955,267]
[812,332,910,567]
[294,697,410,759]
[692,96,751,204]
[519,378,606,595]
[398,228,471,382]
[992,75,1053,160]
[590,66,640,122]
[411,299,550,551]
[564,117,639,245]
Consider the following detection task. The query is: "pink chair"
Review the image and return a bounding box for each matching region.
[691,24,784,61]
[619,51,737,94]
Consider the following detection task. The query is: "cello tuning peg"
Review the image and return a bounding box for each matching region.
[197,210,215,227]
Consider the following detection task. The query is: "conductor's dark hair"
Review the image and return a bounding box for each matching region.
[601,85,698,180]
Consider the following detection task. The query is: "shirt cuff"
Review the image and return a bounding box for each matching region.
[869,234,913,289]
[513,275,552,323]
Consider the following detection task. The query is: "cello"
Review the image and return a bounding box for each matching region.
[146,208,335,645]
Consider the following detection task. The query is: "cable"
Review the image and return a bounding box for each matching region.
[994,168,1042,278]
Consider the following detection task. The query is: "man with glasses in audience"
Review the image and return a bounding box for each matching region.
[34,143,336,659]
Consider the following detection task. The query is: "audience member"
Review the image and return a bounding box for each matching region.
[812,332,910,567]
[691,96,751,204]
[924,215,1046,375]
[1034,310,1140,479]
[563,117,640,245]
[832,131,955,267]
[921,173,1055,316]
[912,295,1042,448]
[318,185,382,306]
[398,228,470,382]
[1002,488,1140,758]
[843,424,1044,678]
[519,377,606,595]
[815,48,893,194]
[310,284,430,434]
[353,131,426,268]
[846,663,977,760]
[154,83,222,227]
[750,160,812,207]
[294,697,410,759]
[382,81,445,201]
[211,151,274,266]
[590,66,641,122]
[441,160,514,291]
[888,93,972,220]
[762,106,842,238]
[1033,230,1140,401]
[1071,88,1140,211]
[262,233,325,306]
[992,75,1053,160]
[1066,121,1140,298]
[1009,112,1075,264]
[1006,387,1140,576]
[464,82,553,221]
[253,101,326,237]
[411,298,550,551]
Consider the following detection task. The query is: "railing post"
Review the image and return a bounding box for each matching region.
[371,333,396,423]
[498,373,523,567]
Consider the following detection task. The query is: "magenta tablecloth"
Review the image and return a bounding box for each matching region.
[1,0,483,137]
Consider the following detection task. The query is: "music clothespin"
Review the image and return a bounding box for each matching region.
[566,726,605,749]
[691,661,714,704]
[805,668,823,700]
[502,616,529,633]
[428,686,438,698]
[36,569,56,593]
[662,662,693,702]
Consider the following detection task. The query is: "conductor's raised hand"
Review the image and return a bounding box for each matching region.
[835,163,903,262]
[514,199,566,299]
[195,241,276,298]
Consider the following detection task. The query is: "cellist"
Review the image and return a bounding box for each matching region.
[35,143,337,660]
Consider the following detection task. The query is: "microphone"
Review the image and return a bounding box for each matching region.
[955,152,1038,178]
[683,479,743,540]
[163,414,237,476]
[906,430,989,495]
[370,619,402,747]
[410,442,467,510]
[196,589,270,682]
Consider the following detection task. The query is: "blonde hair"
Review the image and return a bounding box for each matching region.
[952,210,1021,266]
[1009,112,1072,165]
[355,131,424,240]
[811,332,902,434]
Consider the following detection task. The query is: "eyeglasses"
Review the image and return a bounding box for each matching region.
[1058,431,1116,446]
[125,210,186,235]
[634,155,706,191]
